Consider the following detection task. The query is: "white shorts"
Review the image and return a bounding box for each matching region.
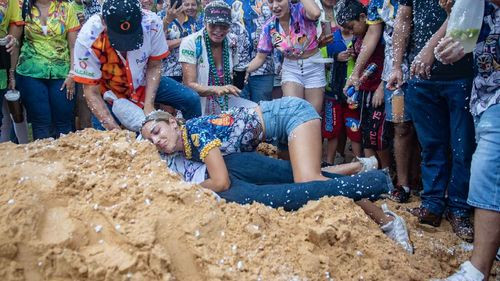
[281,52,327,89]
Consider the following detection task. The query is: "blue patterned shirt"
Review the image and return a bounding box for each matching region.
[471,2,499,116]
[183,107,263,162]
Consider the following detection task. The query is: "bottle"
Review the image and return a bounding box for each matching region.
[346,63,378,109]
[446,0,485,53]
[346,86,359,109]
[391,88,405,123]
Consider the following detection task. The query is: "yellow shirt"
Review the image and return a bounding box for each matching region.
[16,0,80,80]
[0,0,23,89]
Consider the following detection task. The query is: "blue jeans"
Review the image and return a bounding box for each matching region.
[17,74,75,140]
[468,104,500,212]
[218,152,392,211]
[407,78,475,216]
[240,74,274,103]
[92,76,201,130]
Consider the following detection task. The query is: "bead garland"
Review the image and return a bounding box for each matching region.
[204,29,232,112]
[181,125,192,160]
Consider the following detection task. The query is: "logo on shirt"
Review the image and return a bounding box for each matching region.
[74,68,96,78]
[79,57,89,69]
[182,49,195,58]
[136,53,148,64]
[209,114,234,127]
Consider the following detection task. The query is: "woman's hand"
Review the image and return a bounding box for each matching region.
[434,36,465,65]
[164,2,184,26]
[5,35,19,54]
[213,85,241,97]
[61,75,76,100]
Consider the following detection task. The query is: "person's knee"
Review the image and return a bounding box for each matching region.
[394,122,413,138]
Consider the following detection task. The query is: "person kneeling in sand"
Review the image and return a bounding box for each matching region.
[141,97,414,253]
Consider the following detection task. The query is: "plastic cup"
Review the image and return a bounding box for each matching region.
[5,90,24,123]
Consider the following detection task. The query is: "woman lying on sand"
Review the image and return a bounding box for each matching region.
[140,97,414,253]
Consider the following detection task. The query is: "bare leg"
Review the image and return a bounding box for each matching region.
[326,137,339,164]
[410,143,422,189]
[470,208,500,277]
[76,85,92,129]
[271,86,283,99]
[394,122,414,186]
[304,87,325,113]
[351,141,362,157]
[376,148,392,169]
[356,199,393,225]
[364,148,376,157]
[282,82,305,99]
[337,131,347,156]
[321,161,362,175]
[288,119,329,182]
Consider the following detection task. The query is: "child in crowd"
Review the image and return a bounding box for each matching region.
[353,0,417,204]
[322,26,362,166]
[335,0,393,169]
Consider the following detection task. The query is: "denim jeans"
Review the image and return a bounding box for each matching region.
[17,74,75,140]
[468,104,500,212]
[240,74,274,103]
[407,78,475,216]
[0,88,5,128]
[92,76,201,130]
[218,152,392,211]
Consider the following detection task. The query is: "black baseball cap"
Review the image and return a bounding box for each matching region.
[204,1,231,27]
[102,0,144,51]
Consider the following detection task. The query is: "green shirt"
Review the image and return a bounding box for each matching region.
[0,0,23,89]
[70,1,84,15]
[16,1,80,80]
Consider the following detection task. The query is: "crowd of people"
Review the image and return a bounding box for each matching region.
[0,0,497,280]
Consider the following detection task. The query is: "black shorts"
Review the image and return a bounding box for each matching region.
[360,91,393,150]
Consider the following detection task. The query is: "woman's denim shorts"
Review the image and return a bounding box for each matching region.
[259,97,320,149]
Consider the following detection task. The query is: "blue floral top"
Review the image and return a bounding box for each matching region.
[183,107,263,162]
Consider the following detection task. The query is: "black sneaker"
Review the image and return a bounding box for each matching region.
[388,185,411,203]
[321,161,333,168]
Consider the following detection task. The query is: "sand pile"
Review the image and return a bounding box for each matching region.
[0,130,498,281]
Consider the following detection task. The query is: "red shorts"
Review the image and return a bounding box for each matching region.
[322,96,361,143]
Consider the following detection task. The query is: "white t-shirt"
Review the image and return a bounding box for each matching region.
[72,10,169,102]
[162,153,207,184]
[179,29,256,115]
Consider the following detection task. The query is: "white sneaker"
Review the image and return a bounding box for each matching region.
[357,156,378,173]
[437,261,484,281]
[380,204,414,254]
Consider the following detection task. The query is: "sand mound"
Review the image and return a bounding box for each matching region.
[0,130,498,281]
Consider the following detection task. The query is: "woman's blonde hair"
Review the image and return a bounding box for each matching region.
[141,110,183,130]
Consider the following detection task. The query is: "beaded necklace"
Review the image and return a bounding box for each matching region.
[181,125,192,160]
[204,29,232,112]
